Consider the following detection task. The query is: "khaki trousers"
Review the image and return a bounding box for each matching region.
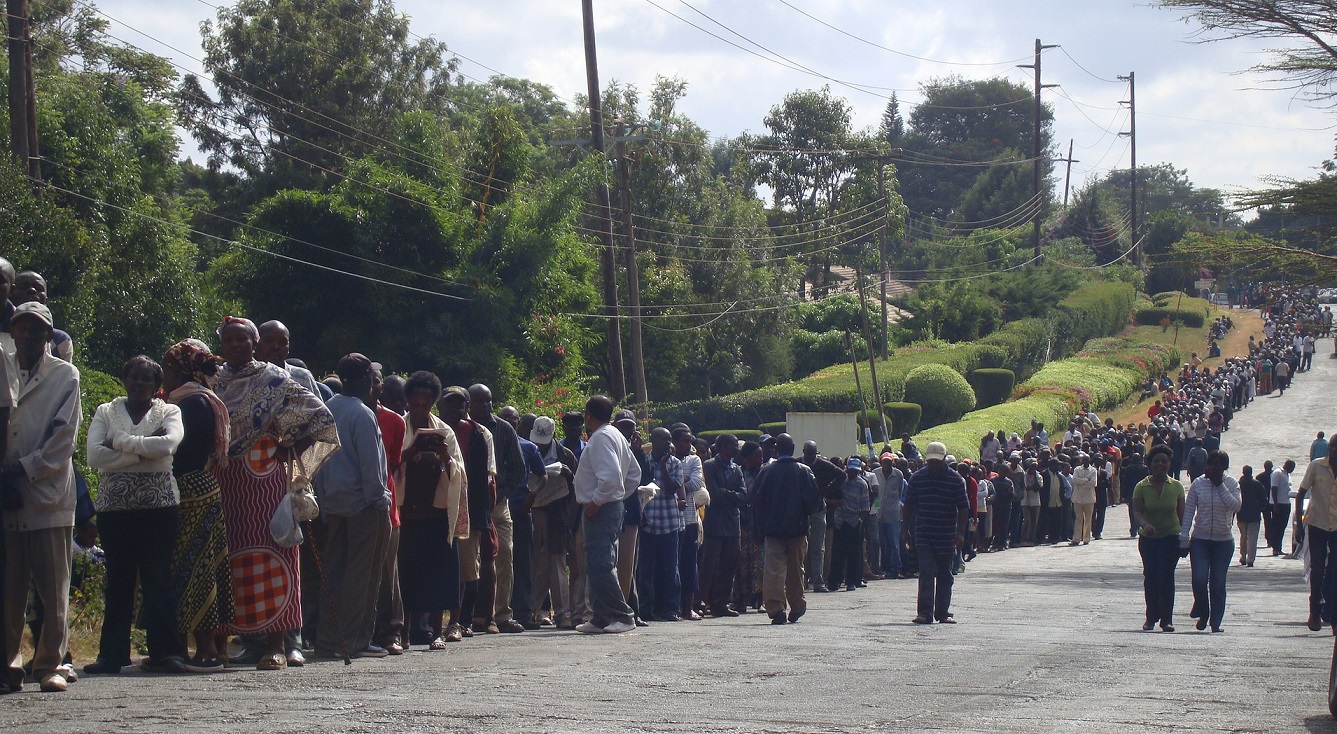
[491,500,515,623]
[762,536,807,617]
[5,526,72,684]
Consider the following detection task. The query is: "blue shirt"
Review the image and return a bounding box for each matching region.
[1313,438,1330,461]
[904,465,969,553]
[516,437,545,502]
[833,475,870,528]
[314,394,389,516]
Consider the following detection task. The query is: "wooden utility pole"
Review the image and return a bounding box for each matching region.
[845,331,873,457]
[1119,72,1139,268]
[581,0,626,399]
[854,266,889,444]
[876,158,889,360]
[1060,139,1078,208]
[7,0,37,181]
[1018,39,1057,260]
[615,136,648,405]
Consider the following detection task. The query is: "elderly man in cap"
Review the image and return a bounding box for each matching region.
[903,441,970,624]
[524,415,578,628]
[312,353,392,659]
[2,302,81,691]
[750,434,822,625]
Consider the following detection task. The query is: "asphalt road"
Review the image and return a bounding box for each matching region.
[4,339,1337,733]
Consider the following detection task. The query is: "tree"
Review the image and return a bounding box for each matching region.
[1161,1,1337,105]
[179,0,457,189]
[879,93,904,146]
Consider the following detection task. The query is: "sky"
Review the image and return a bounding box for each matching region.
[95,0,1337,200]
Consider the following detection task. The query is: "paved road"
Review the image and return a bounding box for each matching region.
[5,342,1337,732]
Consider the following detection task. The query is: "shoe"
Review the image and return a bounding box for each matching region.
[537,616,554,627]
[39,673,68,693]
[1248,562,1254,567]
[770,612,788,625]
[662,614,683,622]
[286,649,306,667]
[1196,617,1208,631]
[1211,627,1223,633]
[912,616,932,624]
[1093,535,1102,540]
[1142,621,1155,631]
[479,622,500,635]
[461,625,474,638]
[575,621,604,634]
[352,645,389,659]
[256,653,287,671]
[867,572,885,580]
[813,585,829,593]
[712,607,740,618]
[556,616,576,630]
[522,620,541,631]
[429,637,447,651]
[82,660,121,675]
[383,641,404,655]
[1082,541,1090,545]
[1308,614,1322,631]
[684,611,703,621]
[55,664,77,683]
[182,656,226,672]
[937,615,956,624]
[634,616,650,627]
[846,585,857,592]
[140,656,189,674]
[497,620,526,633]
[1160,624,1175,633]
[787,608,805,623]
[1239,559,1247,566]
[445,623,464,642]
[856,581,868,588]
[603,620,635,634]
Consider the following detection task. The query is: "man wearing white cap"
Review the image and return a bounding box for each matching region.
[524,415,577,628]
[903,441,969,625]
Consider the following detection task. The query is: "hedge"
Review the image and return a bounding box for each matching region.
[757,421,786,436]
[884,402,922,437]
[914,337,1180,458]
[904,364,976,429]
[1134,307,1206,328]
[77,368,124,496]
[855,409,892,442]
[969,368,1015,408]
[653,281,1133,432]
[697,429,763,442]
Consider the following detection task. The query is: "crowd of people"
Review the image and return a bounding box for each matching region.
[1,261,1334,695]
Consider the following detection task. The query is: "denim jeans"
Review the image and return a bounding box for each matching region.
[1138,535,1180,627]
[584,501,634,627]
[1189,537,1234,629]
[637,530,681,618]
[915,544,956,621]
[879,521,905,575]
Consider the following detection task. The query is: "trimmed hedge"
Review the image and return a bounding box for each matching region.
[855,409,892,442]
[969,368,1015,408]
[1134,307,1206,328]
[915,337,1180,458]
[653,281,1133,432]
[884,402,922,437]
[904,364,976,429]
[697,429,763,442]
[757,421,786,436]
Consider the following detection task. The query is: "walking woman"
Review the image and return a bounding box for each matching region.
[1133,445,1185,632]
[213,317,338,670]
[395,371,468,649]
[1182,450,1242,632]
[83,356,187,674]
[161,339,232,670]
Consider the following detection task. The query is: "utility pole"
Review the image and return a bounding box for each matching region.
[1118,72,1139,268]
[854,266,890,444]
[1059,139,1078,208]
[7,0,37,182]
[1018,39,1057,260]
[615,134,648,405]
[876,157,889,360]
[581,0,626,400]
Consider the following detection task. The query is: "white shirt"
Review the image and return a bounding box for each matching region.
[1270,468,1292,504]
[573,422,641,506]
[679,452,704,525]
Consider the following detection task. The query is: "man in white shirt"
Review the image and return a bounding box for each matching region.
[1,303,81,692]
[572,395,640,634]
[1267,460,1296,556]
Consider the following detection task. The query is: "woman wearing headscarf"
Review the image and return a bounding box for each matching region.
[394,371,468,649]
[161,339,231,670]
[83,356,187,675]
[213,317,339,671]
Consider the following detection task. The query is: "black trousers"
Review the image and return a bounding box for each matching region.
[697,534,740,611]
[97,507,183,665]
[828,522,864,589]
[1265,503,1291,554]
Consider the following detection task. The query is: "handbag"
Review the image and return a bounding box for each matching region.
[286,452,321,523]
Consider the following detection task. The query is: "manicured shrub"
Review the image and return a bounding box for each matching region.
[758,421,786,436]
[1134,308,1206,328]
[904,364,976,429]
[969,368,1015,408]
[697,429,763,442]
[883,402,922,437]
[855,409,892,442]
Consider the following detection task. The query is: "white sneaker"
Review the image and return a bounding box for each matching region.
[574,621,604,634]
[55,663,77,683]
[602,620,635,634]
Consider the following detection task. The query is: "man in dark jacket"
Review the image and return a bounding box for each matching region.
[751,434,822,625]
[699,434,747,617]
[1121,450,1150,538]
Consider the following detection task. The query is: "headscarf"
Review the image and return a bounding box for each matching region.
[162,338,224,389]
[216,315,259,341]
[162,339,231,465]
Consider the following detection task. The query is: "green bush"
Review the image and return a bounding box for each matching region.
[883,402,922,437]
[789,329,867,381]
[855,409,892,442]
[904,364,976,429]
[757,421,786,436]
[1051,281,1137,357]
[969,368,1015,408]
[77,367,124,497]
[1134,308,1206,328]
[697,429,762,442]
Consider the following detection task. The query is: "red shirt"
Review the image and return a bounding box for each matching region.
[376,405,406,528]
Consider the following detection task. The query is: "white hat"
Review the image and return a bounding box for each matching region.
[925,441,947,461]
[531,416,556,443]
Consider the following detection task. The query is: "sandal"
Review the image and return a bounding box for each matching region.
[429,637,447,651]
[256,653,287,671]
[182,656,225,673]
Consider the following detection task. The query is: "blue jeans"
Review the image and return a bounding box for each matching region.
[879,521,905,575]
[1189,537,1234,629]
[583,501,634,627]
[915,544,956,621]
[637,530,681,618]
